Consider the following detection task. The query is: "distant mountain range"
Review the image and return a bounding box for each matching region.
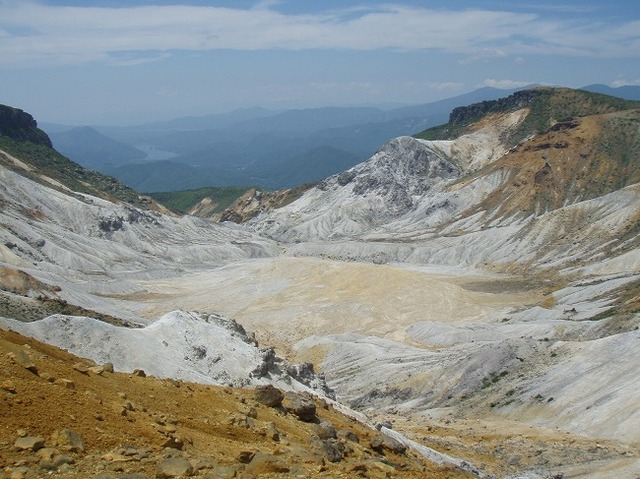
[40,86,534,192]
[581,83,640,100]
[41,84,640,193]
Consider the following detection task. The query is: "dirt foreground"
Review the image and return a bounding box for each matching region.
[0,328,471,479]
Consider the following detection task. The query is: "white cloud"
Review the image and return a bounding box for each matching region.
[0,2,638,68]
[309,81,378,92]
[612,79,640,87]
[458,48,508,65]
[404,81,465,92]
[480,79,532,89]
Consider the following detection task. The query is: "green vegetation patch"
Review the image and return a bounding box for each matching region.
[415,87,640,146]
[149,186,252,214]
[0,136,147,207]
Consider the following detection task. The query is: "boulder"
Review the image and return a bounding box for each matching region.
[245,452,290,474]
[314,420,337,440]
[322,439,345,463]
[14,436,45,451]
[156,457,194,478]
[51,429,84,453]
[253,384,283,407]
[369,434,406,454]
[282,392,317,422]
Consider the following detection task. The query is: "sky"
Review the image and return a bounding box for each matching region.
[1,0,639,125]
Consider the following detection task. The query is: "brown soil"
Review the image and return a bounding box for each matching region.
[0,328,473,479]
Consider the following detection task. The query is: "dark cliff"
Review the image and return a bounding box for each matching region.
[0,105,53,147]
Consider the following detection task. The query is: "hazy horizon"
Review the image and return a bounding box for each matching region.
[1,1,639,125]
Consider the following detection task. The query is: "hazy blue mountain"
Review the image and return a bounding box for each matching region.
[122,107,276,132]
[48,126,147,169]
[581,84,640,101]
[256,146,360,189]
[45,87,537,191]
[105,160,250,192]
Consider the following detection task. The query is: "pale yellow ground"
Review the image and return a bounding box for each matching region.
[133,256,545,359]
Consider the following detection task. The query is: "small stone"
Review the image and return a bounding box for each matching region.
[9,466,30,479]
[54,378,76,389]
[73,363,89,374]
[156,457,194,478]
[9,350,38,374]
[102,362,114,373]
[88,365,105,375]
[132,369,146,377]
[237,450,255,464]
[2,380,17,393]
[14,436,45,452]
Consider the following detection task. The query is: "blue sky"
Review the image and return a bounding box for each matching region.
[1,0,639,125]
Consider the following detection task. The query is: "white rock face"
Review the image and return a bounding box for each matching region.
[0,311,331,395]
[0,158,277,320]
[250,136,460,241]
[250,131,639,278]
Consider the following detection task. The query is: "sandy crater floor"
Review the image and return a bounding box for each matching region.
[132,256,545,357]
[118,257,638,478]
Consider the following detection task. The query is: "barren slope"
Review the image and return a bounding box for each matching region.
[1,328,462,479]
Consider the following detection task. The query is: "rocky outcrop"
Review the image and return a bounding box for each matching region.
[0,104,52,147]
[219,184,314,223]
[448,88,543,125]
[0,310,335,398]
[250,136,460,241]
